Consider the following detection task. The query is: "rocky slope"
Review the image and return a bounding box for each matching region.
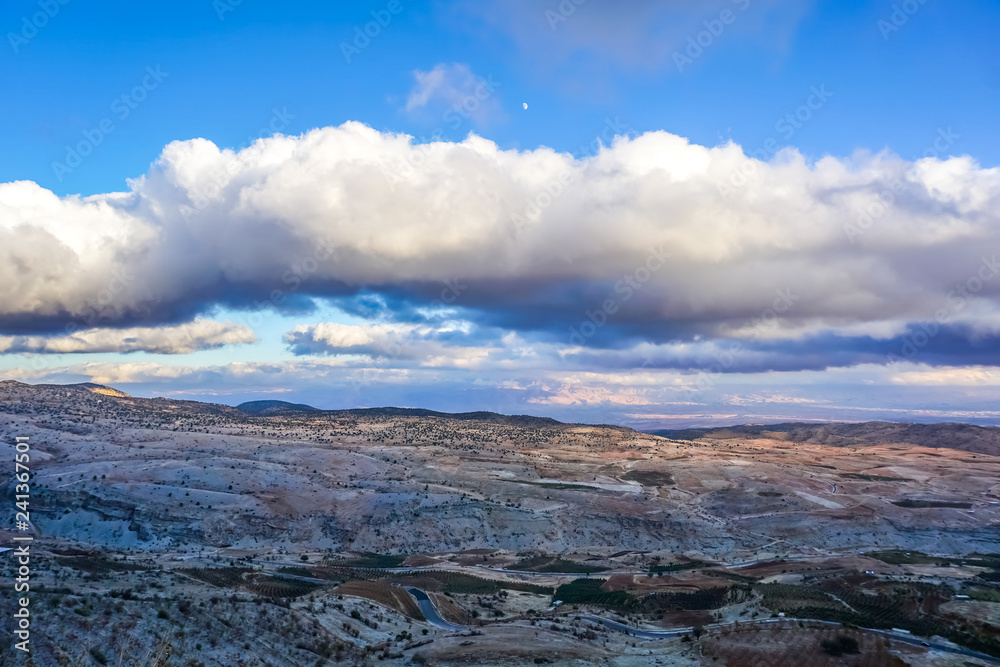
[2,381,999,557]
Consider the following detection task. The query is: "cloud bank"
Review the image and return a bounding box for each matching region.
[0,320,254,355]
[2,122,999,373]
[456,0,812,75]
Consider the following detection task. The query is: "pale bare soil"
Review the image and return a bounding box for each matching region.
[2,381,1000,665]
[3,381,998,559]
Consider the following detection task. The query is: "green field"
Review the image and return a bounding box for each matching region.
[891,499,972,509]
[511,556,608,573]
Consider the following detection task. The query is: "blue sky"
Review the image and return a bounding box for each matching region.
[2,0,1000,427]
[4,0,997,195]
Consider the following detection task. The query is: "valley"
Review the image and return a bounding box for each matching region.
[2,381,1000,665]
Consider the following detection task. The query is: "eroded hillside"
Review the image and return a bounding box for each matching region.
[3,381,999,557]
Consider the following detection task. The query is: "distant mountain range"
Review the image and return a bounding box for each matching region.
[2,381,999,455]
[236,399,321,415]
[652,421,1000,456]
[235,399,563,428]
[0,381,563,429]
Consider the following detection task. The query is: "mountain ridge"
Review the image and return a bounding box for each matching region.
[650,420,1000,456]
[0,380,566,429]
[4,380,1000,451]
[237,399,320,415]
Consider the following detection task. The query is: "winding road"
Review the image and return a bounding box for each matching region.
[251,564,1000,664]
[404,587,1000,664]
[403,586,466,631]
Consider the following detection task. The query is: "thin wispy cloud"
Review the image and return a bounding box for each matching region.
[457,0,812,78]
[404,62,504,126]
[0,319,255,355]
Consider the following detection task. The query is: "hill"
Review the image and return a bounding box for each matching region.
[237,399,320,415]
[236,400,564,427]
[325,407,563,428]
[0,381,565,429]
[2,379,997,557]
[650,421,1000,456]
[4,380,1000,663]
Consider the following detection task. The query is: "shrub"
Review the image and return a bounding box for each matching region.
[821,635,859,656]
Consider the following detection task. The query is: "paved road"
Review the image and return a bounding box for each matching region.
[383,564,632,578]
[263,570,330,585]
[406,588,1000,664]
[580,614,688,640]
[403,586,466,631]
[251,565,1000,665]
[581,615,1000,664]
[260,554,858,579]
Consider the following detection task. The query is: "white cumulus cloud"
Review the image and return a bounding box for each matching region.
[1,122,999,375]
[0,319,255,355]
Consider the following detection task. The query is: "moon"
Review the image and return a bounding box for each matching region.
[522,102,528,110]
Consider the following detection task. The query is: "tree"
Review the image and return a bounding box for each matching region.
[821,635,859,656]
